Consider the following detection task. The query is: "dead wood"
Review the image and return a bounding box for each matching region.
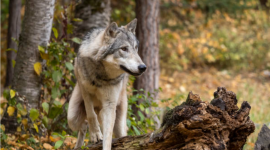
[78,87,255,150]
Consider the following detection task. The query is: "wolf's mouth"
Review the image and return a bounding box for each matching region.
[120,65,141,76]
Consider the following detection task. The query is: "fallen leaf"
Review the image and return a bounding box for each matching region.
[43,143,53,150]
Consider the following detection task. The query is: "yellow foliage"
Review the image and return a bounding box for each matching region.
[33,124,39,133]
[1,124,5,131]
[0,108,3,116]
[7,106,15,116]
[10,89,16,98]
[40,52,49,60]
[22,118,28,126]
[34,62,42,76]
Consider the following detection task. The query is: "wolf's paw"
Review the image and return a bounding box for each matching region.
[89,128,103,143]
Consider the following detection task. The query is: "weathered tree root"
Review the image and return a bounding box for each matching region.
[78,87,255,150]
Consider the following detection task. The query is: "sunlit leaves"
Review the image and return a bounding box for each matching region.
[7,106,15,116]
[29,109,39,122]
[52,70,62,82]
[54,140,64,149]
[71,37,81,44]
[42,102,49,114]
[33,123,39,133]
[10,89,16,98]
[16,103,27,116]
[34,62,42,76]
[52,27,58,39]
[38,46,45,53]
[65,62,73,71]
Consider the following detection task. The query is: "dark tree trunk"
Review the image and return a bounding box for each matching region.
[5,0,21,88]
[78,87,255,150]
[133,0,160,127]
[73,0,111,53]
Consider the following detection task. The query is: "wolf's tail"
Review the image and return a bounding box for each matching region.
[67,84,86,131]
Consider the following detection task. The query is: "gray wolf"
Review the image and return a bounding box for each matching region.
[67,19,146,150]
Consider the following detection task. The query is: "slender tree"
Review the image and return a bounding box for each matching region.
[73,0,111,52]
[5,0,21,87]
[133,0,160,127]
[12,0,55,109]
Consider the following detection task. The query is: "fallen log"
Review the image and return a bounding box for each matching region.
[78,87,255,150]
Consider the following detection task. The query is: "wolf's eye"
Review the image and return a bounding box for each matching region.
[135,45,138,49]
[121,47,128,52]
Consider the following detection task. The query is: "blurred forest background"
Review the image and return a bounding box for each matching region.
[1,0,270,149]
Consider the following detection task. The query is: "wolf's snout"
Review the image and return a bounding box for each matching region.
[138,65,147,73]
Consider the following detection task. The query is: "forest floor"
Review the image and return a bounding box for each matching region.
[159,68,270,150]
[1,68,269,150]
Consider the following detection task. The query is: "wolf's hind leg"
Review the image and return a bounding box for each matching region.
[75,121,88,148]
[67,84,87,148]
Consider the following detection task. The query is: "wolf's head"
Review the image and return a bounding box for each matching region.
[79,19,146,78]
[101,19,146,77]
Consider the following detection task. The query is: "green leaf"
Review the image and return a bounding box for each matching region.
[72,18,83,22]
[48,106,62,119]
[38,46,45,53]
[52,71,62,82]
[72,37,82,44]
[42,102,49,114]
[138,111,145,121]
[53,100,62,107]
[29,109,39,121]
[54,140,63,149]
[52,27,58,38]
[16,103,27,116]
[6,48,17,53]
[10,89,16,98]
[67,24,73,34]
[12,60,16,68]
[126,119,131,128]
[42,116,48,128]
[132,126,141,135]
[62,130,66,136]
[65,62,74,71]
[52,87,61,99]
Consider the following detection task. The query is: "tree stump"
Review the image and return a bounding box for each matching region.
[78,87,255,150]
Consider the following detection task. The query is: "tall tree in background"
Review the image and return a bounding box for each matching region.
[134,0,160,127]
[12,0,55,109]
[73,0,111,52]
[5,0,21,87]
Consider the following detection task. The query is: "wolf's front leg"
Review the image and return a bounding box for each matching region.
[80,87,103,144]
[113,93,128,138]
[99,87,121,150]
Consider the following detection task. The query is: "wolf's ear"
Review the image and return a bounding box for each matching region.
[105,22,119,38]
[126,18,137,34]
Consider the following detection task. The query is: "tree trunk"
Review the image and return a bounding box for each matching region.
[73,0,111,53]
[12,0,55,108]
[78,87,255,150]
[5,0,21,88]
[133,0,160,127]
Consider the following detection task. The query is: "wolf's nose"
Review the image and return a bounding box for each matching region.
[138,65,147,73]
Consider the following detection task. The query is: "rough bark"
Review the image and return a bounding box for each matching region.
[78,87,255,150]
[254,124,270,150]
[12,0,55,108]
[73,0,111,53]
[5,0,21,87]
[133,0,160,127]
